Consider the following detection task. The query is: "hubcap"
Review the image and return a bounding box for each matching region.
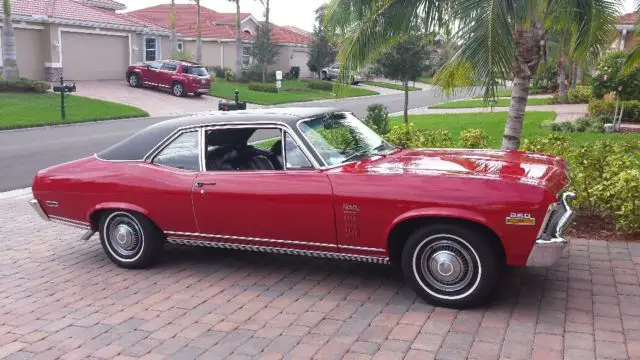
[174,85,182,95]
[419,239,475,293]
[107,216,142,257]
[129,75,137,86]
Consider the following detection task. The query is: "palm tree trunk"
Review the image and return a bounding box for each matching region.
[262,0,269,83]
[235,0,242,81]
[2,0,19,81]
[170,0,177,54]
[403,79,409,125]
[195,0,202,63]
[502,25,543,150]
[557,56,567,101]
[570,62,578,89]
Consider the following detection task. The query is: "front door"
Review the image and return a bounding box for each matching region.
[191,126,337,252]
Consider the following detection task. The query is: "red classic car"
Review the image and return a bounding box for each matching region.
[29,108,575,308]
[126,60,211,97]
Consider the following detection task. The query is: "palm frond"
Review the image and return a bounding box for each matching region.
[566,0,619,60]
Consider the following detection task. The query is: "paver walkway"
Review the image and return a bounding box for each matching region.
[1,190,640,360]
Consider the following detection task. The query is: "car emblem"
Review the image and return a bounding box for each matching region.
[506,213,535,225]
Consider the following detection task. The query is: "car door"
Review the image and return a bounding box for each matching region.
[159,62,178,88]
[191,126,337,252]
[141,61,161,85]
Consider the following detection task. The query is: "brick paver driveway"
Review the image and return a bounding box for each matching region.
[1,191,639,360]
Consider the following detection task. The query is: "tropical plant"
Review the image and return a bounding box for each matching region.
[2,0,19,81]
[624,1,639,70]
[169,0,178,54]
[253,0,279,83]
[192,0,202,64]
[324,0,619,150]
[229,0,242,80]
[364,104,390,134]
[307,5,337,78]
[591,51,640,101]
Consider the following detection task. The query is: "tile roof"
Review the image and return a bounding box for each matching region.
[6,0,169,33]
[75,0,126,10]
[617,12,639,25]
[128,4,311,45]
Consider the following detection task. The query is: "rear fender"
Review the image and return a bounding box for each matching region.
[87,202,152,229]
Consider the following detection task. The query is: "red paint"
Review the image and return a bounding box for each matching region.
[126,60,211,95]
[32,147,569,267]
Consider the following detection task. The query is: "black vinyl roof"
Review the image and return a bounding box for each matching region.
[97,108,339,161]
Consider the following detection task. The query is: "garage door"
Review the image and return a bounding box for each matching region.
[62,32,128,81]
[290,50,311,78]
[15,29,44,80]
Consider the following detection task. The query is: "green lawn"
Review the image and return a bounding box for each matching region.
[363,81,421,91]
[390,112,640,148]
[417,76,433,84]
[431,97,553,109]
[0,93,148,130]
[210,80,378,105]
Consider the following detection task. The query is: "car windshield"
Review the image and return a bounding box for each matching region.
[188,66,208,76]
[298,112,395,167]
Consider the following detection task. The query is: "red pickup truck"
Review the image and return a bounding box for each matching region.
[126,60,211,97]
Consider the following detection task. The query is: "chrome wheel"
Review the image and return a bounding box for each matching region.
[413,234,481,300]
[173,83,184,96]
[104,212,144,260]
[129,74,138,87]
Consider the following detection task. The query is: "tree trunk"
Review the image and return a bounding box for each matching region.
[570,62,578,88]
[502,24,543,150]
[2,3,19,81]
[235,0,242,81]
[557,56,567,101]
[403,79,409,125]
[195,0,202,63]
[170,0,177,54]
[262,0,269,83]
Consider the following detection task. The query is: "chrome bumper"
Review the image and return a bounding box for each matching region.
[196,88,210,93]
[29,199,50,221]
[526,192,576,267]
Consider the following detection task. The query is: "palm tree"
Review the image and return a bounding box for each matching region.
[325,0,618,150]
[170,0,178,54]
[229,0,242,80]
[192,0,202,64]
[624,1,640,70]
[2,0,19,81]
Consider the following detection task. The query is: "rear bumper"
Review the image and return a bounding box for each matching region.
[526,192,576,267]
[195,88,210,94]
[29,199,50,221]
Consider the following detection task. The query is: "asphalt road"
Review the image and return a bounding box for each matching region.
[0,87,474,191]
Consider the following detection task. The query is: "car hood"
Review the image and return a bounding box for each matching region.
[337,148,570,194]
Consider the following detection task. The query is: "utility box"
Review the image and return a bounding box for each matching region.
[53,83,76,93]
[218,90,247,111]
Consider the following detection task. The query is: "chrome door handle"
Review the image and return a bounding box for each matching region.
[195,181,216,188]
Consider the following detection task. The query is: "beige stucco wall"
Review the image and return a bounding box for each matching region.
[624,32,639,51]
[267,46,310,77]
[160,37,171,59]
[223,43,238,70]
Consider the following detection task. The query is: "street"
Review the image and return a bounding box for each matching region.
[0,87,472,191]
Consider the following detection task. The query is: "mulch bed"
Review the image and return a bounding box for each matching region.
[566,215,640,241]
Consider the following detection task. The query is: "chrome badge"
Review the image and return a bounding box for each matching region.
[506,213,535,225]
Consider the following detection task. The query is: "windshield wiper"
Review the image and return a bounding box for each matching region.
[342,149,370,163]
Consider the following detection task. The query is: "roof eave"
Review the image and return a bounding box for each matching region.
[9,14,172,36]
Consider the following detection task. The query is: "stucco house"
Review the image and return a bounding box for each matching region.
[0,0,172,81]
[612,12,638,51]
[128,4,313,78]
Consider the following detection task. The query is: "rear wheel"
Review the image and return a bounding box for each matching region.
[128,73,141,88]
[172,82,185,97]
[401,224,502,308]
[321,72,328,80]
[99,211,163,269]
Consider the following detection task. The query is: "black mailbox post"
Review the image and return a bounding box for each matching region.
[52,77,76,121]
[218,90,247,111]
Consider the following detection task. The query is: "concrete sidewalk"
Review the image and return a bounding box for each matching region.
[396,104,588,122]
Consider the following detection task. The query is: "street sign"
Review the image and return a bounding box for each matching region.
[275,71,283,80]
[276,80,282,89]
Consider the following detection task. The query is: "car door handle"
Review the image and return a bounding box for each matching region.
[195,181,216,188]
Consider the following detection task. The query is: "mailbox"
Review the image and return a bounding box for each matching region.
[53,83,76,93]
[218,90,247,111]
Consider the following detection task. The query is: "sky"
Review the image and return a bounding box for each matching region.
[118,0,637,32]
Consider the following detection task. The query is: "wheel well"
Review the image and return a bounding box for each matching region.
[386,217,506,267]
[172,80,183,87]
[89,208,156,232]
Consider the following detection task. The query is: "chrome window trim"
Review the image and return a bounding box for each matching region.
[149,129,201,172]
[164,230,338,248]
[166,237,389,264]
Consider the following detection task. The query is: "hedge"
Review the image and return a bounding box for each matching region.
[588,99,640,123]
[0,78,51,93]
[306,80,334,91]
[247,82,278,93]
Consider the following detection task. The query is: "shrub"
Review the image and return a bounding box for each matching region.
[289,66,300,80]
[532,61,559,93]
[591,51,640,100]
[384,124,426,148]
[364,104,390,135]
[523,135,640,233]
[209,66,231,79]
[224,69,235,82]
[171,51,194,62]
[306,80,334,91]
[0,78,51,93]
[574,117,592,132]
[422,129,455,148]
[588,99,640,123]
[248,82,278,93]
[567,85,593,104]
[458,129,490,148]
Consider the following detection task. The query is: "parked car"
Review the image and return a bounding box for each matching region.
[126,60,211,97]
[321,63,365,84]
[29,108,575,308]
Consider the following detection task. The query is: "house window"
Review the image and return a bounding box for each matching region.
[242,45,252,67]
[144,37,159,62]
[177,42,184,53]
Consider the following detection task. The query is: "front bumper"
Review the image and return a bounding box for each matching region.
[29,199,50,221]
[526,192,576,267]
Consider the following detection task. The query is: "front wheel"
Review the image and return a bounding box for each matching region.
[99,211,163,269]
[128,73,141,88]
[401,224,502,308]
[172,82,186,97]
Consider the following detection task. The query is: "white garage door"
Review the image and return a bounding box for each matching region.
[62,32,128,81]
[290,50,311,78]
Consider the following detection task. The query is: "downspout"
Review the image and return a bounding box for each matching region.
[219,39,223,67]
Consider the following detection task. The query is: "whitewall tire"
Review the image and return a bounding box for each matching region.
[99,211,163,269]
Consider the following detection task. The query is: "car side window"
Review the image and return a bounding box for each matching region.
[153,131,200,171]
[284,133,313,170]
[161,63,178,72]
[148,61,162,70]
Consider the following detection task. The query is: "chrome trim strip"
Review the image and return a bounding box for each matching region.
[526,192,576,267]
[339,245,386,252]
[49,216,92,230]
[554,192,576,238]
[163,230,337,248]
[45,200,59,207]
[536,202,558,239]
[166,237,389,264]
[29,199,50,221]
